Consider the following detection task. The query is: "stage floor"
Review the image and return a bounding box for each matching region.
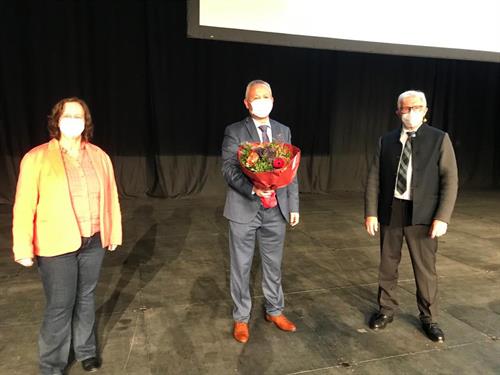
[1,191,499,374]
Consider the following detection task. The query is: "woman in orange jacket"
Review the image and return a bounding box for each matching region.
[12,97,122,374]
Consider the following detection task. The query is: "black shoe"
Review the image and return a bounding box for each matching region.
[82,357,101,372]
[369,312,394,330]
[422,322,445,342]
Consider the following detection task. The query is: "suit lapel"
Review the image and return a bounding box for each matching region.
[270,120,287,143]
[47,139,67,177]
[393,127,402,144]
[46,139,74,204]
[411,124,427,167]
[85,143,105,188]
[244,117,261,142]
[386,128,402,173]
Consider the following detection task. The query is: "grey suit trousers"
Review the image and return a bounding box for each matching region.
[229,205,287,322]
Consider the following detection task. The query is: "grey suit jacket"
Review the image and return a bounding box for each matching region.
[221,117,299,224]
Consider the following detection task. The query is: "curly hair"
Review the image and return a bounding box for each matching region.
[47,97,94,141]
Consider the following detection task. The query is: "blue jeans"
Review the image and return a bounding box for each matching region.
[37,233,105,375]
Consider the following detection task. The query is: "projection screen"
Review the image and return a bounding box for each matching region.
[187,0,500,63]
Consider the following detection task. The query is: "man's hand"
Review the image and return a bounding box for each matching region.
[253,186,274,198]
[365,216,379,236]
[290,212,300,227]
[429,219,448,239]
[108,244,118,251]
[16,258,34,267]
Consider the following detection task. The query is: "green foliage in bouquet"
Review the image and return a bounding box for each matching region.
[239,142,292,172]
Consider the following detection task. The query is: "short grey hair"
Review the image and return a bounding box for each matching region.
[245,79,272,98]
[397,90,427,108]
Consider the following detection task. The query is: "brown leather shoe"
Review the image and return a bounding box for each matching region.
[265,314,296,332]
[233,322,249,343]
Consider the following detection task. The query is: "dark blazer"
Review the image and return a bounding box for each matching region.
[221,117,299,224]
[365,124,458,225]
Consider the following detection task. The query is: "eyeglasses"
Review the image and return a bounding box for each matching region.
[399,105,425,114]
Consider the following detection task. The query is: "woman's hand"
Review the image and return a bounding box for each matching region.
[108,244,118,251]
[16,258,34,267]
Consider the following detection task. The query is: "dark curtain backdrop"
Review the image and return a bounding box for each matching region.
[1,1,500,204]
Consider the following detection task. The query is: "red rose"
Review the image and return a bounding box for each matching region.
[273,157,285,169]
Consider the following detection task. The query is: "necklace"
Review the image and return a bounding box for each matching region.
[60,145,81,160]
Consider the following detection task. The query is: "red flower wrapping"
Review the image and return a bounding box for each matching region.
[237,143,301,208]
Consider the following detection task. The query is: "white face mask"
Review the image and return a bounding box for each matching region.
[250,98,273,118]
[59,117,85,138]
[401,111,424,128]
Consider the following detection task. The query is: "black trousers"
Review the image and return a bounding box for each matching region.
[378,198,438,323]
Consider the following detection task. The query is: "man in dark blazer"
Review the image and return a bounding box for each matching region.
[365,90,458,342]
[221,80,299,343]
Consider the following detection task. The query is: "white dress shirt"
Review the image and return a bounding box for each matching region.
[252,119,272,142]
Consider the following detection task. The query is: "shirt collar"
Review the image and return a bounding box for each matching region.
[251,118,270,129]
[400,123,423,136]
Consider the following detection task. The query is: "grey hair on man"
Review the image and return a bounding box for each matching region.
[245,79,272,98]
[397,90,427,108]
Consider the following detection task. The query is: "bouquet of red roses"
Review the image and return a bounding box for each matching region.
[237,142,301,208]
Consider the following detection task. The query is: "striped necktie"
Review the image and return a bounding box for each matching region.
[258,125,270,142]
[396,132,414,194]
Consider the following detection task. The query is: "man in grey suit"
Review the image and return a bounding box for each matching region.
[365,90,458,342]
[221,80,300,343]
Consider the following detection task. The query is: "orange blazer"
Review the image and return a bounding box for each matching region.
[12,139,122,261]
